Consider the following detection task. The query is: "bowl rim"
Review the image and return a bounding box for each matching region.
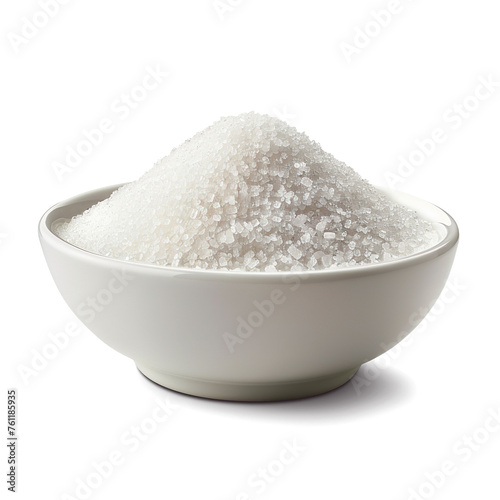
[39,183,459,282]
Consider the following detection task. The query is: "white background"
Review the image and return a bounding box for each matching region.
[1,1,499,499]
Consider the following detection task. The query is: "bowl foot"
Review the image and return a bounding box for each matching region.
[135,364,360,401]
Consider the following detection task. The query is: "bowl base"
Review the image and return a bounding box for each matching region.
[136,364,360,401]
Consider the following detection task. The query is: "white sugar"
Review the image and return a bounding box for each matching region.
[54,112,440,271]
[288,245,302,260]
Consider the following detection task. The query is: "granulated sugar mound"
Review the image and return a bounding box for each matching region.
[55,112,440,271]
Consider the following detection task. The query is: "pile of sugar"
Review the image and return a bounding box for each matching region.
[54,112,440,272]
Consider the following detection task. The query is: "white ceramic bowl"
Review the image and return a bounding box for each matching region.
[39,185,458,401]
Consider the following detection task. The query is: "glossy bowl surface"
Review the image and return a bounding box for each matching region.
[39,185,458,401]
